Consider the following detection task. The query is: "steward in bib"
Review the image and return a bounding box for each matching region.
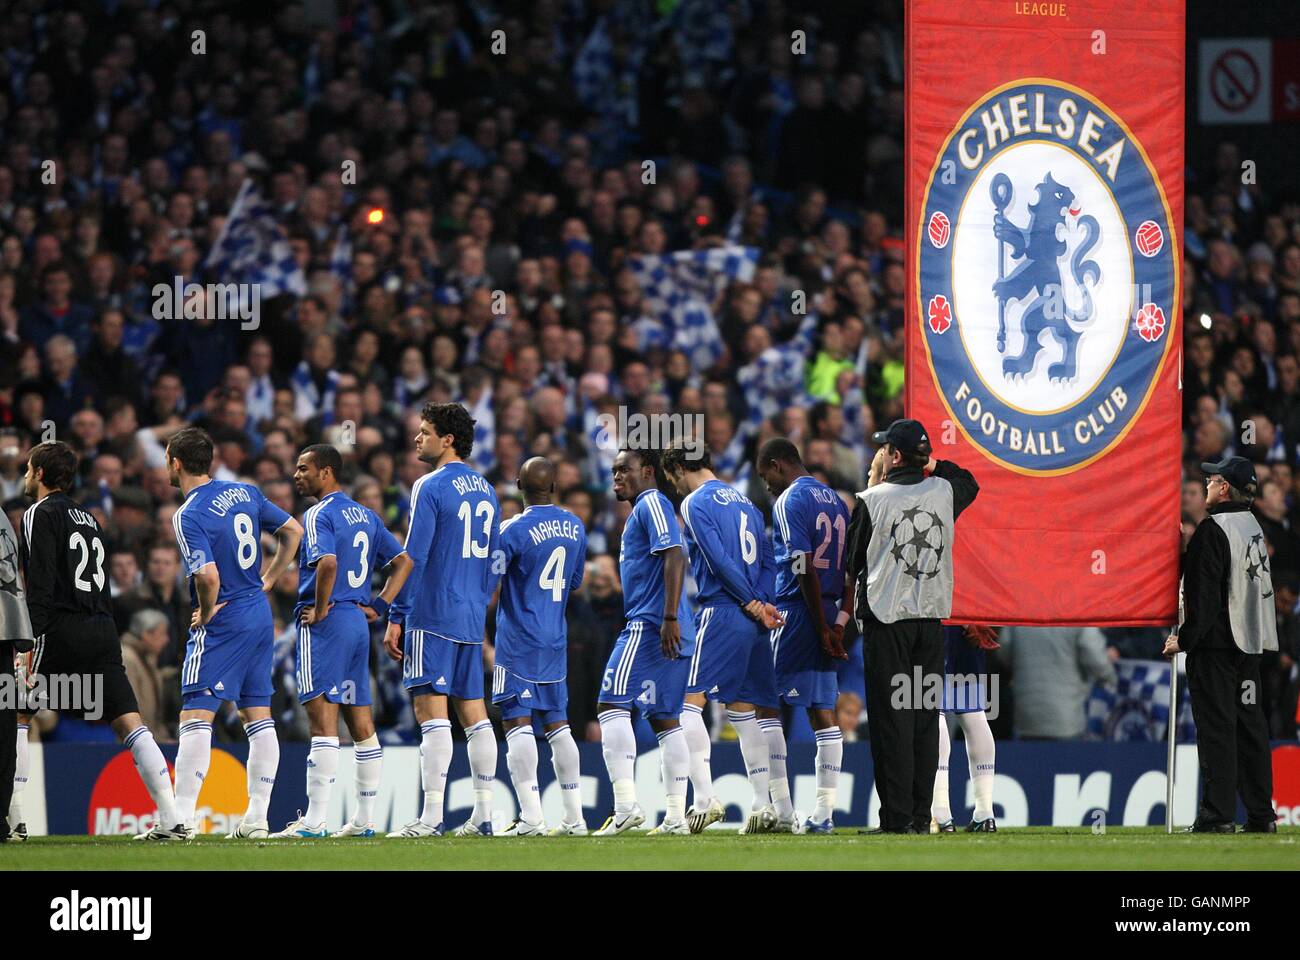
[1164,456,1277,833]
[846,419,978,833]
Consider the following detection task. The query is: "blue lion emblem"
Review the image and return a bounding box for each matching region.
[991,172,1101,382]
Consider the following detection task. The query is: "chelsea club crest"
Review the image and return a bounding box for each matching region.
[918,78,1178,476]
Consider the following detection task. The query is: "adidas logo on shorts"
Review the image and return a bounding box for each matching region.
[520,689,532,699]
[215,681,225,691]
[436,676,447,685]
[787,688,799,697]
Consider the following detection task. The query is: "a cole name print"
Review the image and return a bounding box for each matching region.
[340,505,368,525]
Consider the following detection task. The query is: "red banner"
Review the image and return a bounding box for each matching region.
[905,0,1185,625]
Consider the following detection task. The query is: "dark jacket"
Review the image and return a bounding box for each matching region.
[1179,501,1249,653]
[845,460,979,624]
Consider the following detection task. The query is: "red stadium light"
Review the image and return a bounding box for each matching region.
[695,215,710,228]
[367,208,385,225]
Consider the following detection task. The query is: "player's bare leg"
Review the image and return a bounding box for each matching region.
[501,715,547,835]
[451,696,496,836]
[756,705,797,830]
[647,715,690,835]
[805,707,843,833]
[388,690,451,837]
[593,699,645,835]
[681,692,724,833]
[273,697,338,838]
[337,705,382,836]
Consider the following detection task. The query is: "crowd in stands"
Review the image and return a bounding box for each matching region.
[0,1,1295,743]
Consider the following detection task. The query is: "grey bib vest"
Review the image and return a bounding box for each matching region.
[855,476,955,624]
[1209,511,1279,654]
[0,511,34,643]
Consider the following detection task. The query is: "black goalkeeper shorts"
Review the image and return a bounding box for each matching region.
[25,615,140,723]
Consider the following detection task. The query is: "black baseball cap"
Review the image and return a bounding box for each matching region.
[872,418,932,456]
[1200,456,1258,495]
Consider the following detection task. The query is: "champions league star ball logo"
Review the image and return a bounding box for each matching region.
[0,527,19,596]
[919,79,1178,475]
[889,506,946,580]
[1246,532,1274,599]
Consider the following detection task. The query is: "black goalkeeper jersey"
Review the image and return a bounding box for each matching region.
[19,492,115,637]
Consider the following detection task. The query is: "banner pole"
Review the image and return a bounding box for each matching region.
[1165,633,1179,834]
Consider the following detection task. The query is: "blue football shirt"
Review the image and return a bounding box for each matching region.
[390,461,500,644]
[172,479,291,605]
[771,474,850,603]
[495,504,587,682]
[680,479,775,608]
[619,488,695,654]
[298,491,404,607]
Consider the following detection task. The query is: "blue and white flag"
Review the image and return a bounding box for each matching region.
[465,387,496,476]
[572,10,648,129]
[1086,658,1196,743]
[626,245,758,370]
[204,179,307,299]
[327,223,355,319]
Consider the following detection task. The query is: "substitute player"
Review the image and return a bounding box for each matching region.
[493,457,588,836]
[594,447,696,836]
[662,442,784,835]
[14,441,184,841]
[755,438,853,834]
[273,444,413,839]
[385,403,501,839]
[168,427,303,839]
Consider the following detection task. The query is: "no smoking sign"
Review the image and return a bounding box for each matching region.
[1199,38,1272,124]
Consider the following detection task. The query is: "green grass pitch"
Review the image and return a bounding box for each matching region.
[4,827,1297,870]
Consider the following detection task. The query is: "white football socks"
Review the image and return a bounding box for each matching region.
[656,726,690,821]
[505,725,543,825]
[174,718,213,829]
[419,718,452,827]
[680,702,713,808]
[124,725,179,829]
[960,710,997,821]
[812,726,843,823]
[304,736,339,829]
[465,718,497,826]
[759,717,793,818]
[599,708,637,813]
[728,709,770,811]
[352,735,383,826]
[933,715,952,823]
[9,723,29,825]
[545,724,583,824]
[243,718,279,824]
